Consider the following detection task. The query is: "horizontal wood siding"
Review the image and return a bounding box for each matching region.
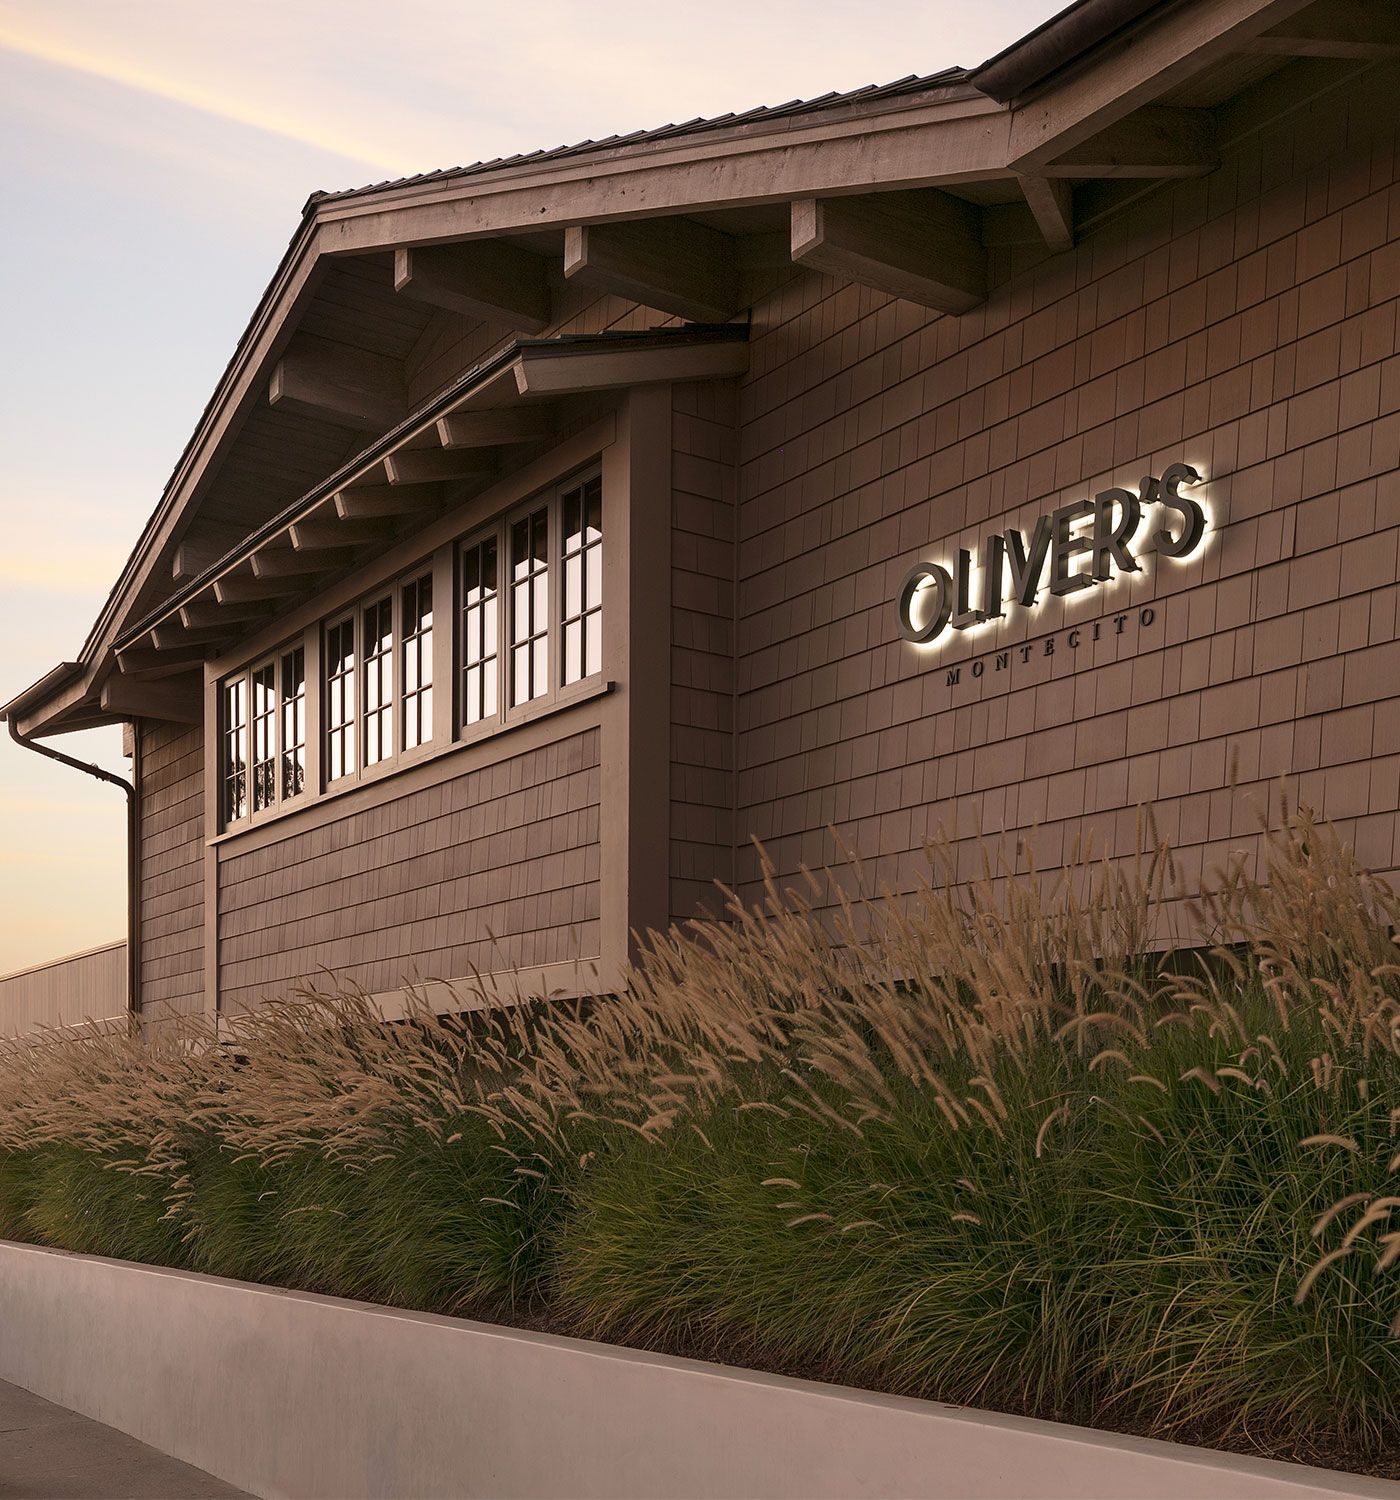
[217,727,601,1012]
[138,721,206,1021]
[0,943,126,1037]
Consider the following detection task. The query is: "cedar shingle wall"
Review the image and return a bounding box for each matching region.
[670,380,737,924]
[734,72,1400,919]
[216,728,601,1012]
[137,721,205,1020]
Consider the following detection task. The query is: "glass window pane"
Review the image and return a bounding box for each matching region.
[586,610,602,678]
[513,644,530,704]
[563,492,581,550]
[512,581,530,644]
[564,620,581,684]
[564,554,581,618]
[585,479,602,541]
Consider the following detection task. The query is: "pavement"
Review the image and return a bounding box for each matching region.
[0,1380,250,1499]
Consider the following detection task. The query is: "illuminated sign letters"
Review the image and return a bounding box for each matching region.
[896,462,1206,645]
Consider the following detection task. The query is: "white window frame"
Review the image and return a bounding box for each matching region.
[213,459,605,836]
[321,561,438,793]
[218,641,311,831]
[457,464,603,741]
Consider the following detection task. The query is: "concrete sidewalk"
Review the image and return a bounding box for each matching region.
[0,1381,250,1499]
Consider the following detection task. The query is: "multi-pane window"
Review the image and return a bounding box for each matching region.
[460,538,498,727]
[218,468,604,831]
[280,647,306,799]
[221,677,248,825]
[561,474,603,686]
[362,596,393,767]
[325,616,356,782]
[511,507,549,706]
[220,646,309,830]
[401,574,433,751]
[250,661,277,812]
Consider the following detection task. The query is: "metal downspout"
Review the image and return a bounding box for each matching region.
[7,717,140,1021]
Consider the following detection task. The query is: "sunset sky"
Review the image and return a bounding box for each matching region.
[0,0,1057,974]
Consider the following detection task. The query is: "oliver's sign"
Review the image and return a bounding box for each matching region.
[896,462,1207,644]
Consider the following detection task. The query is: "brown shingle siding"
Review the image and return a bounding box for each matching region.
[216,728,601,1012]
[136,721,205,1021]
[731,68,1400,917]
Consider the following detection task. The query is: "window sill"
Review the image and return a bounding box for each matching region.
[208,675,614,849]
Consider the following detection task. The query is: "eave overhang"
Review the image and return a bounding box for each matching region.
[10,326,749,736]
[10,0,1392,737]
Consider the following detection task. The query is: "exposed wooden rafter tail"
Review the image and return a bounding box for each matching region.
[269,333,407,432]
[394,243,552,332]
[100,673,202,725]
[383,448,499,486]
[791,191,986,315]
[436,409,556,449]
[334,483,444,520]
[564,220,741,324]
[250,548,356,579]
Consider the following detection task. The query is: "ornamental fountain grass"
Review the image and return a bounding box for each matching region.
[1,806,1398,1474]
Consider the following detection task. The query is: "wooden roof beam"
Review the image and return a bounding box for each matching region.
[383,448,499,486]
[180,597,272,630]
[1039,108,1217,179]
[100,673,201,725]
[436,409,556,449]
[791,190,985,315]
[171,522,247,583]
[289,515,398,552]
[251,546,356,579]
[1242,0,1400,57]
[150,622,229,651]
[563,220,741,324]
[1018,176,1074,253]
[394,242,552,333]
[214,571,324,605]
[114,644,209,679]
[333,482,444,520]
[269,333,407,432]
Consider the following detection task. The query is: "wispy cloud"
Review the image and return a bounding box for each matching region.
[0,18,415,174]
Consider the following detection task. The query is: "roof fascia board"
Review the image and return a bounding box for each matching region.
[0,662,81,724]
[314,81,987,212]
[9,663,109,739]
[1007,0,1319,167]
[316,101,1015,253]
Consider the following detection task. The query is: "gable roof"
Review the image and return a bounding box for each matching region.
[6,0,1380,735]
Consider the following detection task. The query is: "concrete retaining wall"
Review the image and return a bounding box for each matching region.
[0,1240,1392,1500]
